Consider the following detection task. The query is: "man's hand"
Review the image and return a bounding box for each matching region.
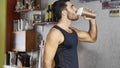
[82,7,96,20]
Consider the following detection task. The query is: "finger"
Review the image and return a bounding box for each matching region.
[83,15,91,20]
[83,15,86,19]
[85,7,95,13]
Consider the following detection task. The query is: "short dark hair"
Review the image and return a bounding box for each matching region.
[52,0,70,22]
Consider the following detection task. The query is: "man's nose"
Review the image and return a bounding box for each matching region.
[73,7,77,13]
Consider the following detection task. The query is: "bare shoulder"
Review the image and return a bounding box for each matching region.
[46,27,64,45]
[48,28,63,37]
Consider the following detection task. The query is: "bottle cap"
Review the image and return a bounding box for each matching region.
[77,7,83,16]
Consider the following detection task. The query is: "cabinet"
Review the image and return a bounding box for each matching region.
[6,0,57,52]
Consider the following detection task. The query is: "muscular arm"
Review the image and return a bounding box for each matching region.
[43,28,63,68]
[72,19,97,42]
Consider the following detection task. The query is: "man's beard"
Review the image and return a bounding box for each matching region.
[67,14,79,21]
[66,10,79,21]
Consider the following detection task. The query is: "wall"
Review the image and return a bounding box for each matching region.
[42,0,120,68]
[71,1,120,68]
[0,0,6,67]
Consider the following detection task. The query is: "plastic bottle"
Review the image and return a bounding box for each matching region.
[77,7,96,18]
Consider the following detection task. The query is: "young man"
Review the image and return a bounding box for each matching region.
[43,0,97,68]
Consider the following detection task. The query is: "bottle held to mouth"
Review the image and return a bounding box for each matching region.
[77,7,96,18]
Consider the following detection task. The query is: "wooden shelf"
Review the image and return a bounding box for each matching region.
[34,22,57,25]
[15,9,33,13]
[12,30,34,34]
[15,8,41,13]
[4,65,30,68]
[15,5,45,13]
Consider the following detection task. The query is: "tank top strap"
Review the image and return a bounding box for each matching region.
[53,25,66,34]
[53,25,62,31]
[53,25,77,37]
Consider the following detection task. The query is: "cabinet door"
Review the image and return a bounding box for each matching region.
[13,31,36,52]
[14,31,26,51]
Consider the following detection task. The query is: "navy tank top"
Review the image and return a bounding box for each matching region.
[53,25,78,68]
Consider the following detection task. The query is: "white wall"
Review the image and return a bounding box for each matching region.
[72,1,120,68]
[42,1,120,68]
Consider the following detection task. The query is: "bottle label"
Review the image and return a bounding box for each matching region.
[49,12,52,19]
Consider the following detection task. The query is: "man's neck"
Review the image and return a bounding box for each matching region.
[57,19,71,29]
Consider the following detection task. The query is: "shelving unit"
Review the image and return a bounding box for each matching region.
[6,0,42,52]
[5,0,56,67]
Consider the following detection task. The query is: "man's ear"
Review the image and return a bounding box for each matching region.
[62,9,67,16]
